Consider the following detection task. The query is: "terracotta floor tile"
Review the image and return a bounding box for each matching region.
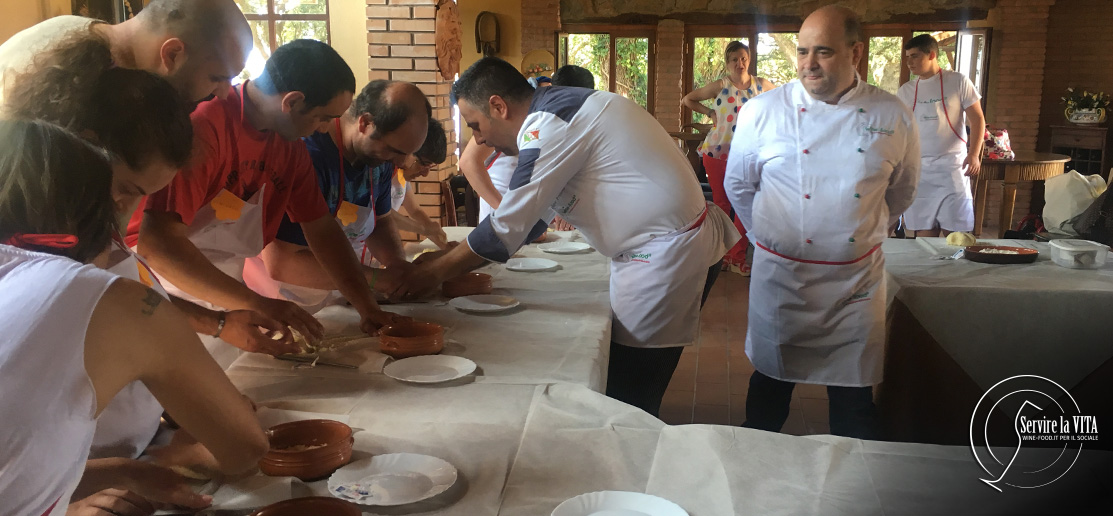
[782,409,809,436]
[796,383,829,400]
[800,397,830,423]
[659,405,693,425]
[667,369,696,392]
[700,330,729,349]
[661,389,694,407]
[693,404,731,426]
[805,419,831,435]
[729,373,751,395]
[694,383,729,406]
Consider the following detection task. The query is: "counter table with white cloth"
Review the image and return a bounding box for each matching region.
[880,237,1113,445]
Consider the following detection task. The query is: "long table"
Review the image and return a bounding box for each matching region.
[199,229,1110,514]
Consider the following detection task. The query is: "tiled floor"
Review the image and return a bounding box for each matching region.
[659,273,831,435]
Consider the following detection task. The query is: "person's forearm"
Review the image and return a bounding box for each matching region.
[459,137,503,211]
[362,215,408,268]
[261,240,343,290]
[968,114,986,158]
[389,211,429,235]
[139,214,261,311]
[301,216,381,317]
[169,295,221,336]
[72,458,139,501]
[682,95,712,115]
[433,240,491,282]
[400,187,442,235]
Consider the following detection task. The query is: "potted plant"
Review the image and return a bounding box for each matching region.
[1062,87,1109,125]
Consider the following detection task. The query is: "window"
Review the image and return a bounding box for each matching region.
[559,26,656,113]
[866,35,903,94]
[235,0,331,80]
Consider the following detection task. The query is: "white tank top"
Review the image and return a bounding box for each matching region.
[89,241,167,460]
[0,245,121,516]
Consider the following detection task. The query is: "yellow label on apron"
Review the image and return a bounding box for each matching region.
[210,189,247,221]
[336,201,361,226]
[135,262,155,287]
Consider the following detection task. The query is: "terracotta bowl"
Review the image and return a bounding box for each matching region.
[251,497,361,516]
[442,272,493,298]
[379,321,444,359]
[259,420,354,481]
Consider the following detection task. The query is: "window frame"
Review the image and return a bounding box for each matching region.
[243,0,332,52]
[559,24,657,114]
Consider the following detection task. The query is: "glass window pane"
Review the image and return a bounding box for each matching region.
[615,37,649,109]
[562,34,610,92]
[235,0,268,15]
[276,20,329,46]
[866,36,902,95]
[275,0,328,16]
[692,37,751,124]
[239,19,272,81]
[756,33,798,87]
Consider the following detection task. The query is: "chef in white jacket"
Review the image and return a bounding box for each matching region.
[724,5,919,439]
[897,34,986,237]
[395,57,739,417]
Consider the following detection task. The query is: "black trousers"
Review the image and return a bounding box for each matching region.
[741,370,878,439]
[605,260,722,417]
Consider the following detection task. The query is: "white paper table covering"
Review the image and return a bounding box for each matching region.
[882,238,1113,390]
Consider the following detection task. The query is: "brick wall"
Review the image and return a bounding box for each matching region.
[654,20,685,132]
[521,0,560,55]
[1037,0,1113,160]
[979,0,1056,153]
[367,0,459,237]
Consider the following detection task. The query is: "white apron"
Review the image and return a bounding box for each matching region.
[610,204,738,348]
[156,186,266,369]
[89,238,167,459]
[903,72,973,231]
[745,99,891,387]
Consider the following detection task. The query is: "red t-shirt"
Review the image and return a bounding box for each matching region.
[125,82,329,247]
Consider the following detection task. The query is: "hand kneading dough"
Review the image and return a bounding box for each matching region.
[946,232,977,247]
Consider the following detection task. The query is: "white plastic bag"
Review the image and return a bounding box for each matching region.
[1043,170,1107,234]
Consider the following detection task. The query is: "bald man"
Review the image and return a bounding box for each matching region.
[724,5,920,438]
[0,0,252,104]
[242,80,433,309]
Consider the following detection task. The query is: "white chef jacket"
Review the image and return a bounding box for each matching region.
[468,86,738,347]
[724,79,920,386]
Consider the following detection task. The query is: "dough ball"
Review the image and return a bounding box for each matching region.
[946,232,977,247]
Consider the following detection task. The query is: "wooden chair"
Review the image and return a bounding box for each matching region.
[440,178,458,226]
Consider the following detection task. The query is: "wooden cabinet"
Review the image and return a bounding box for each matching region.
[1049,125,1109,179]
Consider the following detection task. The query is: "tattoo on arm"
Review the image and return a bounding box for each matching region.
[141,288,163,316]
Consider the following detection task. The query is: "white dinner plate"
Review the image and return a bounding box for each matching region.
[538,241,593,254]
[448,294,520,313]
[552,491,689,516]
[328,453,458,506]
[506,257,559,272]
[383,355,477,383]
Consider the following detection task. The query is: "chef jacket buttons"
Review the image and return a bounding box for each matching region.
[802,149,810,154]
[849,237,856,242]
[804,194,811,199]
[858,108,865,113]
[857,148,864,153]
[806,239,813,244]
[854,193,860,198]
[800,107,807,112]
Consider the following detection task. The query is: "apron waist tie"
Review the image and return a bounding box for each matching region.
[754,241,881,265]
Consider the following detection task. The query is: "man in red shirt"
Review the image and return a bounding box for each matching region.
[130,39,403,366]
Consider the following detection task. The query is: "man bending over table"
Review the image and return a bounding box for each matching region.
[393,57,740,417]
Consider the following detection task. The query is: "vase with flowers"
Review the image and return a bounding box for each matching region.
[1062,87,1108,125]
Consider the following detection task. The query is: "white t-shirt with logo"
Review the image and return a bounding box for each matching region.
[897,70,980,169]
[0,15,95,106]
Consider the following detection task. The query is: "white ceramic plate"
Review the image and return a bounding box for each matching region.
[328,453,458,506]
[538,241,592,254]
[448,294,520,313]
[383,355,477,383]
[552,491,689,516]
[506,257,559,272]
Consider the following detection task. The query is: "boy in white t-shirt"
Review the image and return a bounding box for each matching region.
[897,34,986,237]
[389,119,452,249]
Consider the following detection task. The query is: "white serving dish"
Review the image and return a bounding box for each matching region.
[1049,239,1109,269]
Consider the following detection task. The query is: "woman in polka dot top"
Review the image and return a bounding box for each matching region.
[682,41,775,275]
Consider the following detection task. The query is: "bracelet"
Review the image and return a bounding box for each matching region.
[213,311,227,338]
[369,268,380,291]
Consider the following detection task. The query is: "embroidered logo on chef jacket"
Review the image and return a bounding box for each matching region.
[862,125,895,136]
[630,252,652,263]
[522,129,541,146]
[554,193,580,215]
[844,290,872,305]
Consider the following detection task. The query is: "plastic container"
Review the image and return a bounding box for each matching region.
[1049,239,1109,269]
[259,420,354,480]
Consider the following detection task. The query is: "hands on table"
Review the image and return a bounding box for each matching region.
[248,296,324,349]
[219,309,302,356]
[70,459,214,516]
[551,216,574,232]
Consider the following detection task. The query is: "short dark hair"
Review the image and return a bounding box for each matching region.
[724,41,750,62]
[255,39,355,108]
[0,119,116,263]
[4,31,194,171]
[552,65,595,89]
[844,12,863,45]
[904,34,939,57]
[452,57,534,113]
[415,118,448,165]
[349,80,432,136]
